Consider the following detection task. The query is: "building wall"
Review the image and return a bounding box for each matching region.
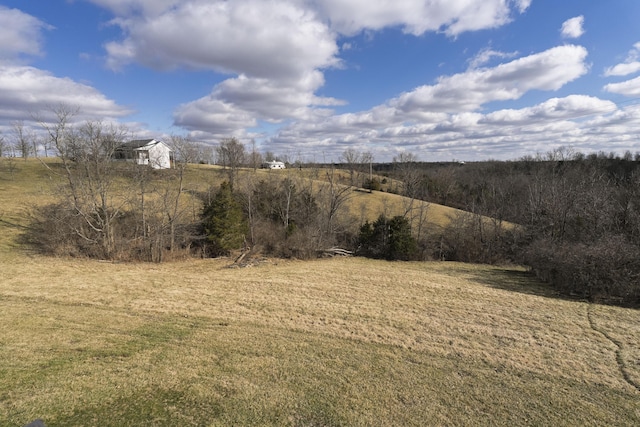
[148,143,171,169]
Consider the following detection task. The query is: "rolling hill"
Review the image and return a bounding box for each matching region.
[1,158,638,426]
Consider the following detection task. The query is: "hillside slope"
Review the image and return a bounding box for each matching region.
[0,159,474,254]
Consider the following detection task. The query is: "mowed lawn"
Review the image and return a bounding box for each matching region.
[1,160,639,426]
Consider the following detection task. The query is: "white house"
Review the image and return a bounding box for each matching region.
[114,139,172,169]
[263,160,286,169]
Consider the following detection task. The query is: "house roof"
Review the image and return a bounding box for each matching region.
[117,139,172,151]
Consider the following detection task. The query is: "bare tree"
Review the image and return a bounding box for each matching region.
[32,106,208,261]
[0,132,17,179]
[12,121,32,159]
[235,172,258,246]
[40,133,53,157]
[392,153,425,233]
[264,151,275,162]
[47,115,131,258]
[163,135,199,253]
[341,148,361,186]
[249,139,262,171]
[431,165,457,205]
[198,144,216,165]
[31,134,42,158]
[318,166,354,246]
[360,151,373,189]
[216,137,245,188]
[393,152,422,199]
[545,146,576,162]
[37,104,79,160]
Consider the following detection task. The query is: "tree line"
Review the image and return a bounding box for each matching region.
[375,147,640,306]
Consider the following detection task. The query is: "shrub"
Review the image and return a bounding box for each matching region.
[364,177,381,191]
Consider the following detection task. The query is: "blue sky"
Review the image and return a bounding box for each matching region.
[1,0,640,162]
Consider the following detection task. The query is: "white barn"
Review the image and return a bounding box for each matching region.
[114,139,172,169]
[263,161,286,169]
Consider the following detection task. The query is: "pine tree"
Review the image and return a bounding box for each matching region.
[358,214,417,260]
[202,181,248,255]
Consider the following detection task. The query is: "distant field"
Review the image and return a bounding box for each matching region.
[1,159,639,426]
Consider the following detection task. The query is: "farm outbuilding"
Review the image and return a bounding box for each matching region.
[114,139,172,169]
[263,161,286,169]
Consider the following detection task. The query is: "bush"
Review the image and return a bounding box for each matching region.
[364,178,381,191]
[25,200,199,262]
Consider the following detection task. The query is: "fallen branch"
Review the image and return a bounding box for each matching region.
[319,247,353,257]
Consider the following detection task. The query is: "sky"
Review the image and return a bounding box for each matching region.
[1,0,640,162]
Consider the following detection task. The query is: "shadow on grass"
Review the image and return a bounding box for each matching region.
[468,267,640,309]
[466,267,583,303]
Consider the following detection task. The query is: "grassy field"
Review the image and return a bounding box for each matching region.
[1,159,639,426]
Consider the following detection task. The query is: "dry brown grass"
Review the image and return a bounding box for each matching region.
[1,255,639,426]
[0,158,62,256]
[1,159,639,426]
[348,187,459,229]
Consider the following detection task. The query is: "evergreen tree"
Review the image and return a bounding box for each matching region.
[358,215,417,260]
[202,181,248,255]
[386,215,417,260]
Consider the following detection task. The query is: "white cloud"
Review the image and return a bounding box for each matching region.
[0,7,132,127]
[211,72,343,118]
[392,45,588,113]
[173,97,257,137]
[0,66,133,121]
[514,0,532,13]
[561,16,584,39]
[93,0,532,39]
[604,42,640,77]
[104,0,340,81]
[0,66,131,118]
[317,0,531,36]
[0,6,52,62]
[468,48,518,69]
[482,95,616,125]
[604,76,640,97]
[173,71,344,134]
[604,62,640,77]
[264,44,607,162]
